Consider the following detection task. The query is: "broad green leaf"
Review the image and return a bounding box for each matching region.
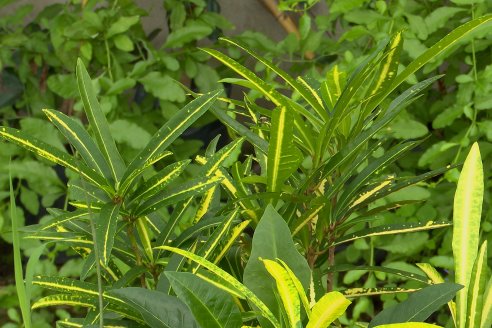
[306,291,351,328]
[135,175,222,217]
[165,23,213,48]
[244,205,310,328]
[76,59,126,183]
[467,241,488,328]
[0,126,108,190]
[453,143,483,328]
[368,283,463,327]
[262,259,302,328]
[156,246,280,328]
[267,106,302,193]
[109,287,197,328]
[109,119,151,149]
[139,72,186,102]
[119,90,220,194]
[93,203,120,265]
[334,220,451,246]
[165,272,242,328]
[106,15,139,38]
[43,109,112,181]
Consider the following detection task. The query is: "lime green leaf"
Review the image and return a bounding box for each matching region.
[481,275,492,328]
[267,106,302,193]
[76,59,126,183]
[306,291,351,328]
[166,272,242,328]
[262,259,302,328]
[368,283,462,327]
[467,241,488,328]
[374,324,442,328]
[139,72,186,102]
[109,119,151,149]
[453,143,483,328]
[113,34,134,51]
[165,23,213,48]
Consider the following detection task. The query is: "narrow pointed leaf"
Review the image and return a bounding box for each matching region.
[327,265,429,284]
[306,291,351,328]
[467,241,488,328]
[334,220,451,246]
[0,126,108,189]
[368,283,463,327]
[95,202,121,265]
[120,90,221,193]
[267,106,302,193]
[480,276,492,328]
[166,272,242,328]
[374,324,442,328]
[453,143,483,328]
[135,176,222,216]
[76,59,126,182]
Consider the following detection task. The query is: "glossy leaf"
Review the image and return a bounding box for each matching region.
[76,59,126,183]
[267,106,302,193]
[306,291,351,328]
[94,202,121,265]
[262,259,302,328]
[453,143,483,328]
[166,272,242,328]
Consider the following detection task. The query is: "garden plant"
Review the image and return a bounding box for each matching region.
[1,1,492,328]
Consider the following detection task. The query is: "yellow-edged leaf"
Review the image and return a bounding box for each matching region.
[306,291,351,328]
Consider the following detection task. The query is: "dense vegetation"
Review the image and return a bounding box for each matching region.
[1,0,491,327]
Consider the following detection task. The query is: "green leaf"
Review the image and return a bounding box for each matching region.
[108,287,197,328]
[334,220,451,246]
[0,126,108,190]
[467,241,488,328]
[262,259,302,328]
[306,291,350,328]
[244,205,310,328]
[106,15,139,38]
[113,34,134,52]
[267,106,302,193]
[76,58,126,183]
[43,109,112,181]
[109,119,151,149]
[165,23,213,48]
[94,202,121,265]
[165,272,242,328]
[156,246,280,328]
[481,275,492,328]
[327,265,429,284]
[119,90,220,194]
[368,283,463,327]
[374,324,442,328]
[453,143,483,328]
[139,72,186,102]
[135,175,222,217]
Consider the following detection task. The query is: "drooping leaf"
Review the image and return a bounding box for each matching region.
[165,272,242,328]
[453,143,483,328]
[306,291,351,328]
[368,283,463,327]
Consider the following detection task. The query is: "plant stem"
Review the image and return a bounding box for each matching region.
[127,223,146,287]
